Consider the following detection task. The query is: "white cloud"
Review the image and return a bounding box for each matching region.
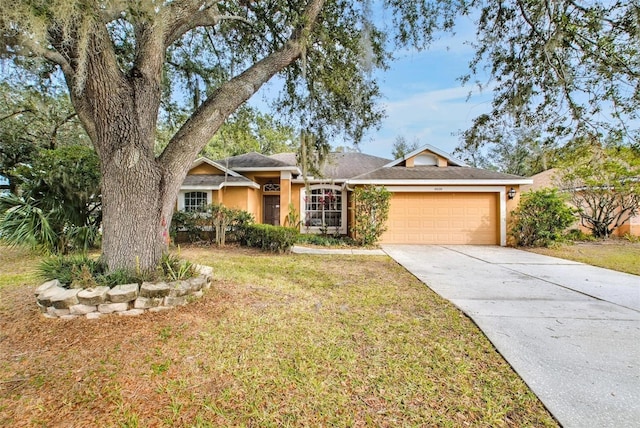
[361,84,494,158]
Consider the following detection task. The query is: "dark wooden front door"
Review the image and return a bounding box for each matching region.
[263,195,280,225]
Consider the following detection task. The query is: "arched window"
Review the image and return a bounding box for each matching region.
[301,185,346,234]
[184,191,208,212]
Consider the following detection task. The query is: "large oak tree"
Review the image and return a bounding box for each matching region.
[0,0,455,271]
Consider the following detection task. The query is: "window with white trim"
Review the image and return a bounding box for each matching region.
[184,191,208,212]
[302,185,346,233]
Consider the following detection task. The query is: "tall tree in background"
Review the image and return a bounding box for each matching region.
[0,1,458,271]
[200,106,296,159]
[0,83,89,193]
[391,136,420,160]
[459,0,640,160]
[456,122,556,176]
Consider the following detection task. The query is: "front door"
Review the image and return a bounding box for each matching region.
[263,195,280,225]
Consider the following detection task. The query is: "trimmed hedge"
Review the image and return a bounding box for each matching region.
[242,224,299,253]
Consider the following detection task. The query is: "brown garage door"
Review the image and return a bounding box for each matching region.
[382,192,499,245]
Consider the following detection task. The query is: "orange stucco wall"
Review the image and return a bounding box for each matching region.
[220,187,251,211]
[190,163,224,175]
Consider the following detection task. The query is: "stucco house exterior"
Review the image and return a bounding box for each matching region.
[522,168,640,237]
[178,145,532,246]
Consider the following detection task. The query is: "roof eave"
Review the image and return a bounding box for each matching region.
[180,182,260,190]
[346,179,534,186]
[232,166,302,174]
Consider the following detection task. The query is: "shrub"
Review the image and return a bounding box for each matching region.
[564,228,596,242]
[38,254,106,288]
[159,252,196,281]
[170,210,203,243]
[242,224,299,253]
[38,252,197,288]
[204,203,254,245]
[351,186,391,246]
[510,189,576,247]
[297,234,355,247]
[170,205,254,245]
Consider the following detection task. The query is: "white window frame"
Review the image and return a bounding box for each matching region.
[182,191,209,212]
[300,184,347,234]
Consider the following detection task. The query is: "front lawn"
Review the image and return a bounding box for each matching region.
[0,244,557,427]
[527,239,640,276]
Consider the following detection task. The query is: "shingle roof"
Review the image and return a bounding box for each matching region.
[269,152,391,180]
[351,165,526,181]
[182,175,254,187]
[218,152,296,169]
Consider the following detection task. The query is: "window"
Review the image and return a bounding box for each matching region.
[184,191,208,212]
[302,185,346,233]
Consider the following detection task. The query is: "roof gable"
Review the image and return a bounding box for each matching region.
[189,157,242,177]
[385,144,467,168]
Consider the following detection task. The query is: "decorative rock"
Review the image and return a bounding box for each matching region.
[77,286,110,305]
[98,302,129,314]
[34,279,61,296]
[134,297,163,309]
[168,281,191,297]
[37,285,67,306]
[118,309,145,316]
[107,283,139,303]
[37,266,213,319]
[69,304,97,315]
[50,288,80,309]
[164,296,187,307]
[47,306,70,317]
[188,276,207,292]
[194,264,213,277]
[59,314,79,320]
[140,282,171,298]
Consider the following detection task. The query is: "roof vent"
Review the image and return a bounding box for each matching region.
[414,154,437,166]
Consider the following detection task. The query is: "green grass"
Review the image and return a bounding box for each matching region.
[0,245,40,290]
[0,244,557,426]
[528,240,640,276]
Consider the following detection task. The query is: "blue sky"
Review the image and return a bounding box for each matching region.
[358,17,494,159]
[251,13,494,160]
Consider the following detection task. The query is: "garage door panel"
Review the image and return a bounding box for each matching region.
[382,192,498,245]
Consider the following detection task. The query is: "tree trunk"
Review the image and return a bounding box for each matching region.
[100,149,173,272]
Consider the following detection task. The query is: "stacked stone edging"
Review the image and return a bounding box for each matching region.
[34,265,213,320]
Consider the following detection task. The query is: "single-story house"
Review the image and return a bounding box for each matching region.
[178,144,532,246]
[522,168,640,237]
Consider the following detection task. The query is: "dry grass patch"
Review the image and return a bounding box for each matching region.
[0,244,557,427]
[528,239,640,276]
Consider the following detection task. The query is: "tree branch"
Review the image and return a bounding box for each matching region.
[162,0,252,48]
[159,0,325,176]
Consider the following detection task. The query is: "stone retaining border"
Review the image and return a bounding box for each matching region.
[34,264,213,319]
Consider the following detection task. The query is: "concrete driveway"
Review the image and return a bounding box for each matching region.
[383,245,640,428]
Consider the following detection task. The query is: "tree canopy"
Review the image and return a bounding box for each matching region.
[459,0,640,156]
